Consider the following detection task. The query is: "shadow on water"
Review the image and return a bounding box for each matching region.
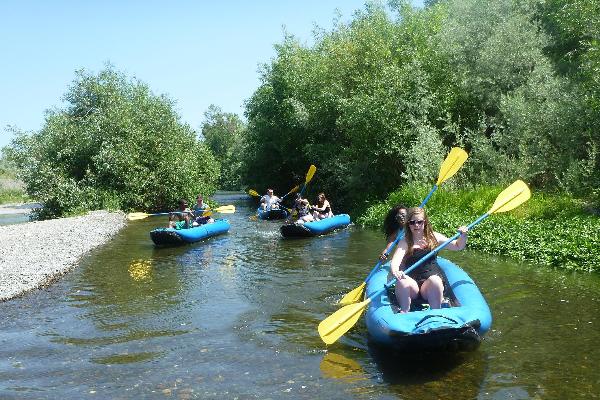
[317,345,488,400]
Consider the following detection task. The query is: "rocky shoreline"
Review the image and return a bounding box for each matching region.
[0,210,127,301]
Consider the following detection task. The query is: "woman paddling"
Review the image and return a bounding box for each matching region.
[389,207,468,313]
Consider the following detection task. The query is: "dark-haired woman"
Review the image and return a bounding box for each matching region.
[311,192,333,220]
[379,204,407,260]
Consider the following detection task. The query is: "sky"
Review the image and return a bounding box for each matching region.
[0,1,423,149]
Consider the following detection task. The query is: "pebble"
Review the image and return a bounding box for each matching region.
[0,210,126,301]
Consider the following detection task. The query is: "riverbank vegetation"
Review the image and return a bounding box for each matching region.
[359,184,600,272]
[241,0,599,213]
[3,67,219,219]
[0,160,27,204]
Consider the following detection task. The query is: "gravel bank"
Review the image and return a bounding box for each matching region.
[0,210,126,301]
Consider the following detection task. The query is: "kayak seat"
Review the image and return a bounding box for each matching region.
[386,285,458,313]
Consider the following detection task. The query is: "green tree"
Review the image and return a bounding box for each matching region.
[5,66,220,219]
[201,105,245,190]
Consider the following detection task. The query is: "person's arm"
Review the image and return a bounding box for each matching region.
[390,240,408,280]
[434,226,468,251]
[312,202,327,212]
[379,232,397,260]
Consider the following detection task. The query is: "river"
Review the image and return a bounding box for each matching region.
[1,192,599,399]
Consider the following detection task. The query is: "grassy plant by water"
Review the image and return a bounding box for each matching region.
[358,184,600,272]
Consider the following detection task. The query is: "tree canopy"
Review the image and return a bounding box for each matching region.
[241,0,600,211]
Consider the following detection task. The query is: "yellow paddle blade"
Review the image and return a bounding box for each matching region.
[287,185,300,196]
[202,205,236,216]
[127,212,151,221]
[436,147,468,185]
[318,298,371,345]
[488,180,531,214]
[248,189,259,197]
[305,165,317,184]
[214,205,236,213]
[338,282,366,306]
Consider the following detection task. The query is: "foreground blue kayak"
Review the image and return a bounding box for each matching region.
[365,257,492,352]
[280,214,351,238]
[257,207,289,220]
[150,219,230,246]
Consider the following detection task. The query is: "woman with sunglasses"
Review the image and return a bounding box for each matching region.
[389,207,468,313]
[379,204,408,260]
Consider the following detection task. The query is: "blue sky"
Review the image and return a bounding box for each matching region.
[0,1,423,149]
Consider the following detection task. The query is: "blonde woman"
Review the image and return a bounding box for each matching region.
[390,207,468,312]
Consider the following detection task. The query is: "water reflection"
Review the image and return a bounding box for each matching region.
[320,351,367,382]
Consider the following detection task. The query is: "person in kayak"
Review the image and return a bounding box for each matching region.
[379,204,408,260]
[291,193,314,225]
[260,188,281,211]
[192,194,214,226]
[389,207,468,313]
[311,192,333,220]
[168,199,193,229]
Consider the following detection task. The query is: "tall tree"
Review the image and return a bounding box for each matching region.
[201,105,245,190]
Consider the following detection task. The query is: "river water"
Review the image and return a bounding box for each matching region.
[1,192,599,399]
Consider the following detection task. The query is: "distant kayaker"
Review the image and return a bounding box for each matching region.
[260,188,281,211]
[311,192,333,220]
[292,193,314,225]
[192,194,214,226]
[168,199,193,229]
[379,204,408,260]
[389,207,468,313]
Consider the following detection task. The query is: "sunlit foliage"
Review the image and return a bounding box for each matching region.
[242,0,600,211]
[4,67,220,219]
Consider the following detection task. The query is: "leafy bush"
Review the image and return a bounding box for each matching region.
[4,66,220,219]
[358,184,600,272]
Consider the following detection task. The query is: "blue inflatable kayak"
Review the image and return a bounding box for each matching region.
[257,207,289,220]
[280,214,351,238]
[150,219,230,246]
[365,257,492,352]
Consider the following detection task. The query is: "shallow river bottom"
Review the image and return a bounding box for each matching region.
[1,192,599,399]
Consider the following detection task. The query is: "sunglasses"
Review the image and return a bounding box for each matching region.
[408,219,425,226]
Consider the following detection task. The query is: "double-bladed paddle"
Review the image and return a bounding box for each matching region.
[127,205,236,221]
[319,180,531,345]
[338,147,468,306]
